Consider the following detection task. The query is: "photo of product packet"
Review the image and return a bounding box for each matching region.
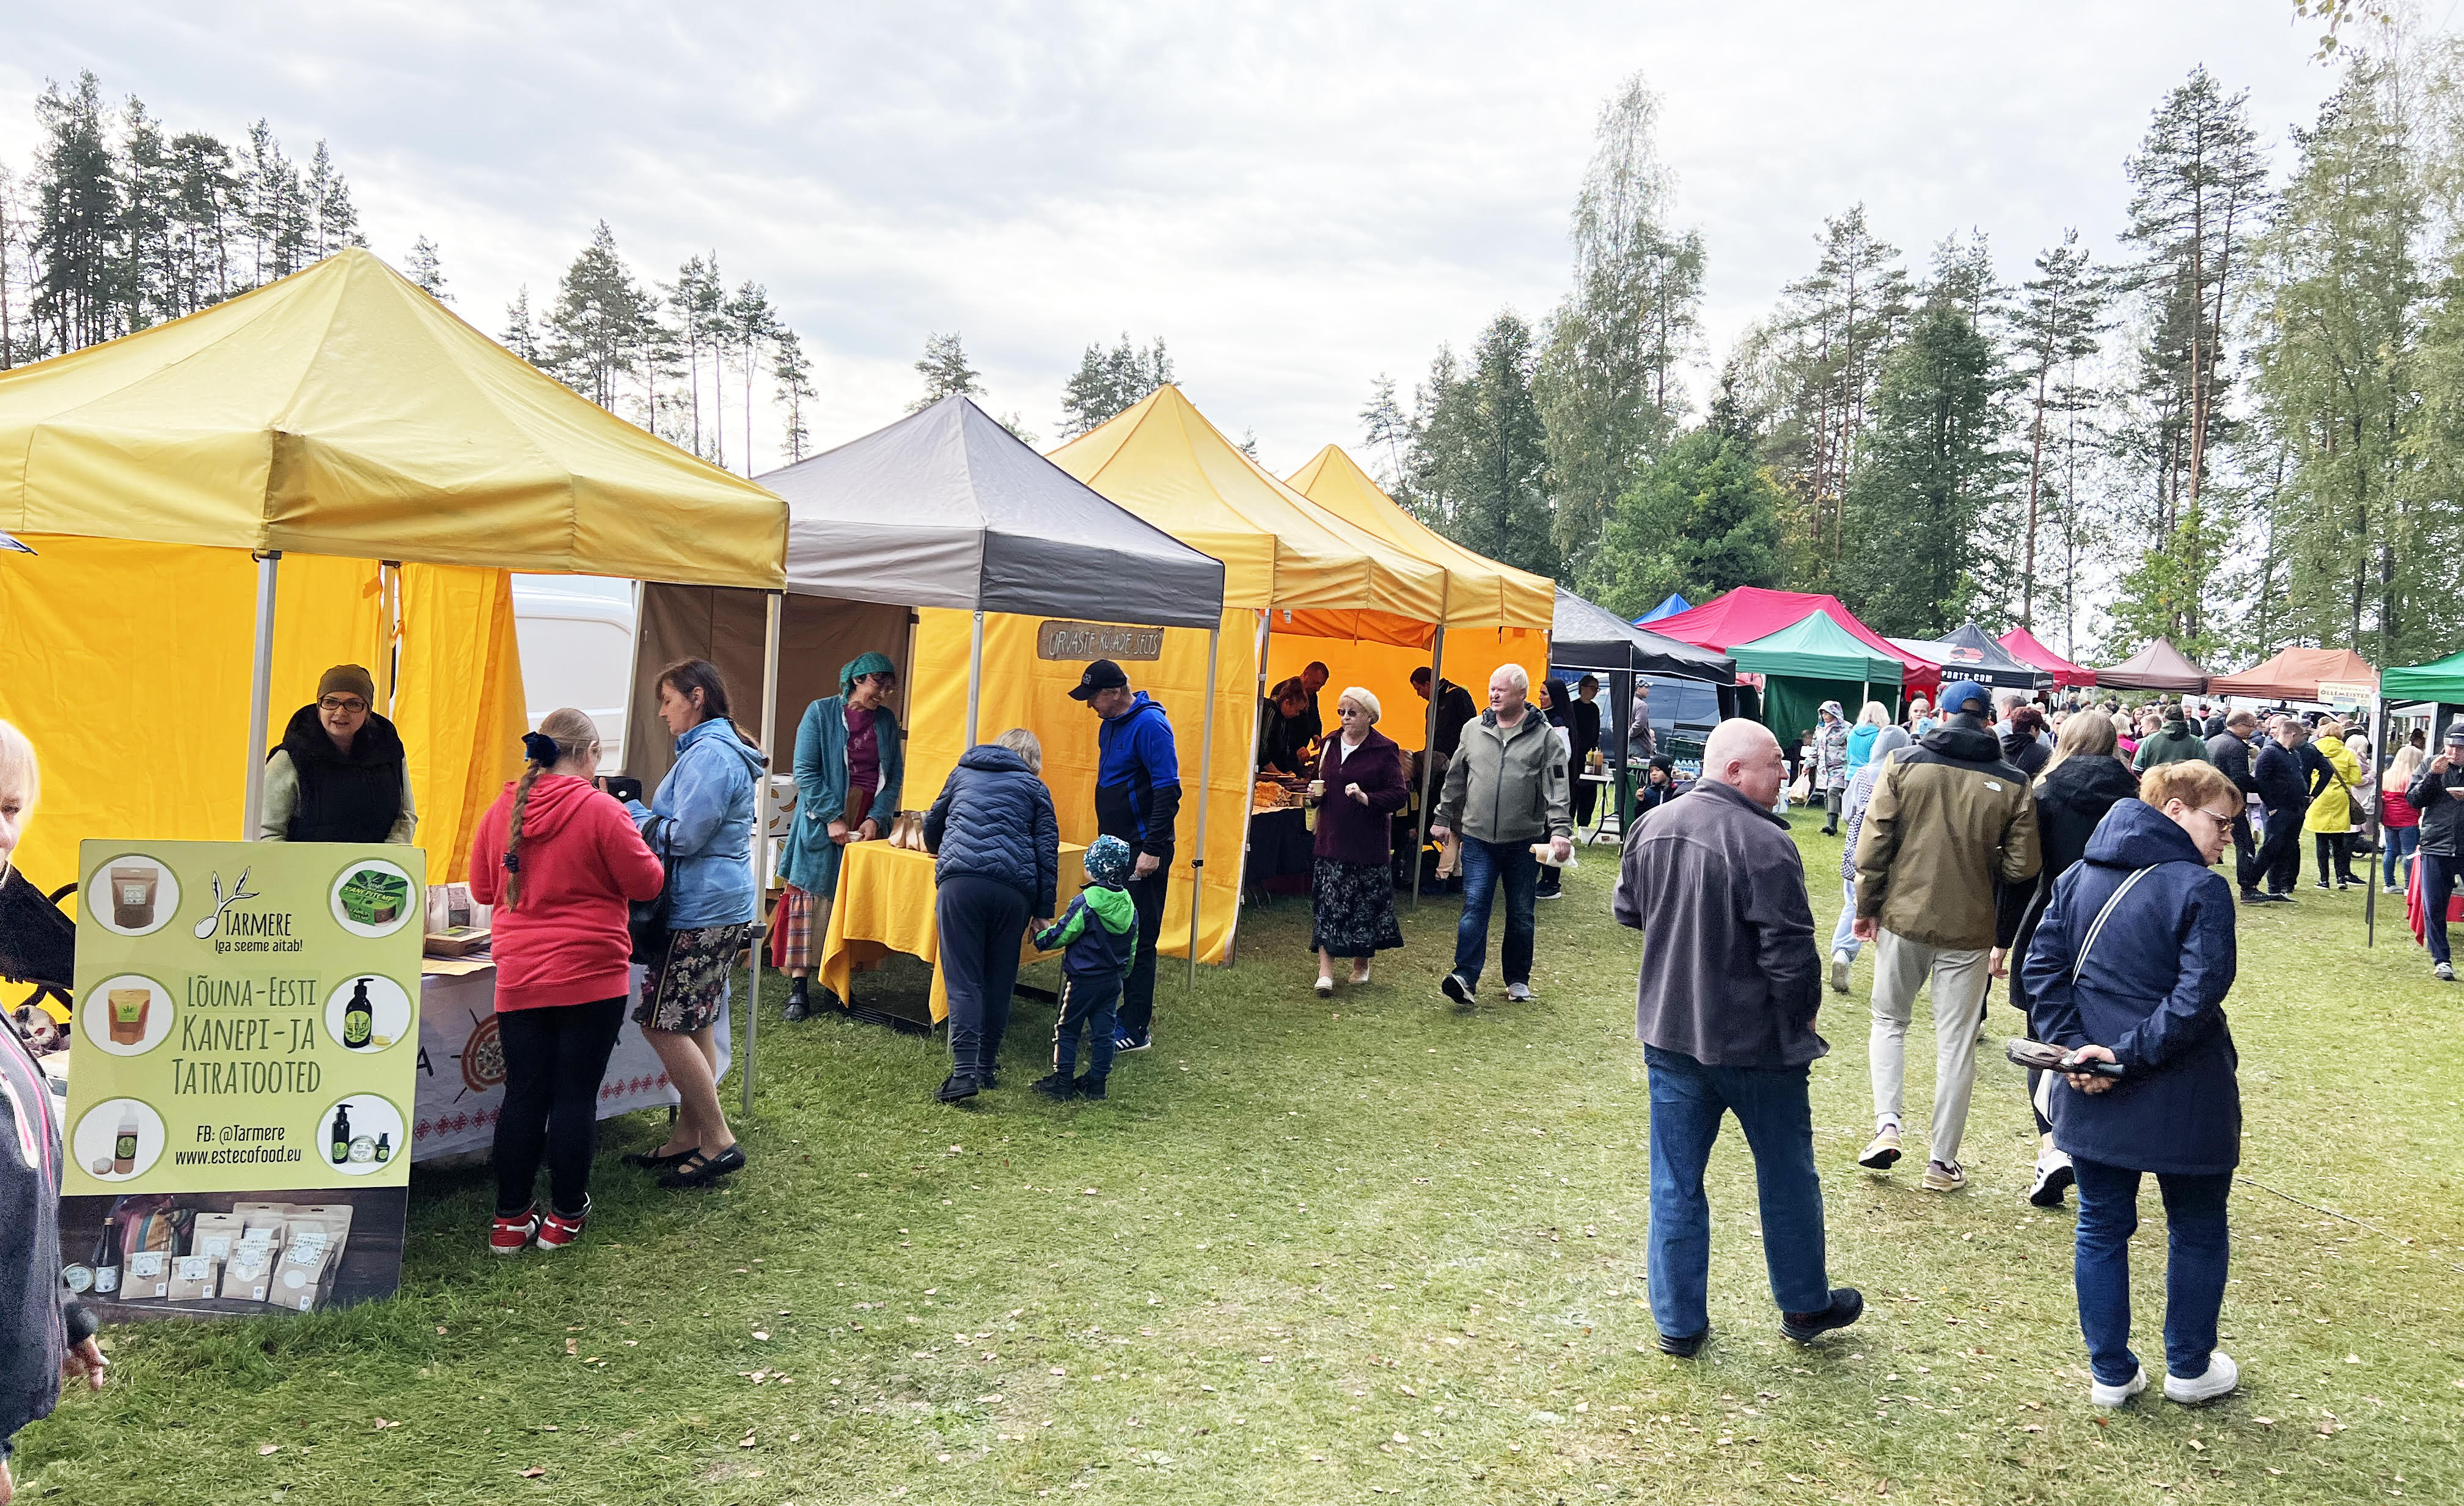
[273,1235,332,1312]
[166,1254,220,1302]
[123,1249,170,1300]
[219,1244,274,1303]
[192,1212,246,1260]
[240,1216,286,1252]
[289,1205,356,1263]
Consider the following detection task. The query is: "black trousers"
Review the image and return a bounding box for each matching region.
[1115,868,1169,1040]
[1572,778,1597,828]
[2316,832,2360,885]
[937,874,1030,1078]
[2231,813,2261,894]
[2257,805,2303,893]
[494,996,627,1218]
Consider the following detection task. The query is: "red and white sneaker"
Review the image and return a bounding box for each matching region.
[490,1207,539,1256]
[536,1200,589,1251]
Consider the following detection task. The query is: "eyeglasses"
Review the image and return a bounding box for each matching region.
[2188,806,2240,834]
[318,696,369,714]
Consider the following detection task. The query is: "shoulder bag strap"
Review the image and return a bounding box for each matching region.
[2072,865,2157,985]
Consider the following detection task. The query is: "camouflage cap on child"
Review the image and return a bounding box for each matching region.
[1083,835,1135,888]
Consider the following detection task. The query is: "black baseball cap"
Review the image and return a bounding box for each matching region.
[1069,659,1130,701]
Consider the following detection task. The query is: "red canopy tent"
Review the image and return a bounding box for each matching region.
[1997,626,2099,689]
[1649,587,1940,693]
[2098,638,2209,693]
[2206,645,2377,703]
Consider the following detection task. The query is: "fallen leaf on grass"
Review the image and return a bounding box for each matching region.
[563,1339,578,1356]
[372,1418,399,1431]
[519,1468,544,1479]
[257,1444,280,1456]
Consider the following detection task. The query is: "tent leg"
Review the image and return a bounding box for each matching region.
[2367,687,2384,948]
[965,611,986,748]
[1186,624,1221,990]
[1412,629,1447,909]
[241,551,281,840]
[744,590,782,1119]
[1223,612,1273,963]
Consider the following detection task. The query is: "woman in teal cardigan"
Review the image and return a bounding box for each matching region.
[779,652,904,1020]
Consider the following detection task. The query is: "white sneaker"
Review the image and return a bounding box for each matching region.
[1505,982,1533,1003]
[2027,1149,2075,1208]
[1830,950,1850,994]
[2090,1367,2149,1408]
[2163,1353,2239,1405]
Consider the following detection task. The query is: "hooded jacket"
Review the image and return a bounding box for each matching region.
[2022,799,2240,1176]
[1838,726,1912,883]
[629,717,766,929]
[1094,693,1181,864]
[2303,733,2364,835]
[1815,707,1851,790]
[1434,705,1572,846]
[2132,717,2213,774]
[469,775,667,1010]
[1613,778,1825,1068]
[1994,751,2144,1013]
[1033,883,1138,980]
[1844,721,1881,777]
[2000,727,2050,778]
[2407,748,2464,857]
[261,704,417,844]
[925,744,1062,918]
[1854,717,2042,949]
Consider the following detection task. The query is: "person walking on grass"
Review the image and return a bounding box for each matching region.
[1072,659,1179,1056]
[1827,727,1910,995]
[1815,701,1850,836]
[2305,716,2367,890]
[470,712,666,1253]
[2252,717,2309,900]
[2405,726,2464,982]
[1993,711,2138,1210]
[1613,718,1862,1358]
[1032,836,1138,1102]
[2205,710,2265,903]
[922,728,1060,1102]
[622,659,760,1188]
[1309,688,1407,993]
[1852,679,2041,1193]
[1431,664,1572,1007]
[2024,760,2245,1409]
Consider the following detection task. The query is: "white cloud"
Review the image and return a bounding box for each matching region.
[0,1,2344,477]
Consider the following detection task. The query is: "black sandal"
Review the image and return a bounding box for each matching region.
[621,1144,698,1171]
[657,1143,746,1188]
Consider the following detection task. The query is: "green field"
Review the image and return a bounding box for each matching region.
[19,823,2464,1504]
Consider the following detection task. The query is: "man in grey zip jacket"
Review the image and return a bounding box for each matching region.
[1431,664,1572,1006]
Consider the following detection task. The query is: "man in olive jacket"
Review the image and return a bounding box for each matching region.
[1431,664,1572,1006]
[1852,679,2041,1191]
[1613,718,1862,1355]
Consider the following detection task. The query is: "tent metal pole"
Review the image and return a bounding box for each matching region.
[1223,610,1273,963]
[965,610,985,748]
[1412,627,1447,908]
[744,588,783,1119]
[2367,685,2385,948]
[1186,622,1221,990]
[241,551,281,839]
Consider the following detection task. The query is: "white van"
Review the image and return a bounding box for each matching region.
[510,576,636,773]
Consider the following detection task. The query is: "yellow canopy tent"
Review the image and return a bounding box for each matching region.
[0,247,786,969]
[1036,388,1473,960]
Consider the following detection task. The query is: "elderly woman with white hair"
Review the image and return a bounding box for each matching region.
[1308,687,1409,995]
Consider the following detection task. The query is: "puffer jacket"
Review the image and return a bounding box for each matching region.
[2022,798,2240,1177]
[1816,713,1850,790]
[2132,717,2213,773]
[629,717,765,929]
[2303,734,2364,834]
[1854,718,2041,949]
[1434,706,1572,846]
[925,744,1061,918]
[1994,751,2144,1014]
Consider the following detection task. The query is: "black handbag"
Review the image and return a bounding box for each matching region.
[628,817,675,963]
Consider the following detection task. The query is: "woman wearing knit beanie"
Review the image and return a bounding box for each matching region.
[260,664,418,844]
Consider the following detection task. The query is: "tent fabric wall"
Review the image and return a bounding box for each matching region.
[1996,627,2097,688]
[1282,445,1554,632]
[0,536,521,891]
[391,565,530,884]
[2385,650,2464,703]
[626,584,912,788]
[2207,646,2378,702]
[1762,676,1869,750]
[1266,626,1547,753]
[903,607,1247,965]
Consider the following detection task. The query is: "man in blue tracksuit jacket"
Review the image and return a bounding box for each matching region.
[1071,658,1179,1053]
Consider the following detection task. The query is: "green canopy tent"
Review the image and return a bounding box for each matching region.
[2371,651,2464,949]
[1730,609,1905,747]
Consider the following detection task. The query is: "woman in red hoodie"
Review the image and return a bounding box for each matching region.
[468,709,666,1254]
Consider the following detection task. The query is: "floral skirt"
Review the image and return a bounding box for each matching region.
[635,922,749,1033]
[1310,858,1404,959]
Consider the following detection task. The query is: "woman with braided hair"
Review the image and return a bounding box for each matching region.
[468,708,666,1254]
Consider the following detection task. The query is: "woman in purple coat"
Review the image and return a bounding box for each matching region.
[1311,688,1409,995]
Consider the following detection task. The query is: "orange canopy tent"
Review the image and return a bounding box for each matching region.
[2207,646,2378,703]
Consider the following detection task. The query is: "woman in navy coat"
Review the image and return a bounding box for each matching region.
[2022,759,2244,1411]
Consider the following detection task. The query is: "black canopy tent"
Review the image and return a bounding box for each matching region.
[1885,622,2052,691]
[1549,590,1739,802]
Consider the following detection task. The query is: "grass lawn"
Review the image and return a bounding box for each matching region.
[18,822,2464,1504]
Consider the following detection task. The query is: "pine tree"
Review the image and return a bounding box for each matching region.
[32,71,123,353]
[1358,375,1413,490]
[500,285,541,363]
[1535,74,1705,576]
[2009,230,2110,631]
[0,164,22,367]
[772,326,816,462]
[1409,312,1557,579]
[725,281,774,473]
[911,331,982,411]
[166,130,237,313]
[241,119,306,285]
[1582,371,1783,618]
[544,221,651,409]
[117,95,175,331]
[306,141,360,258]
[405,236,449,301]
[1058,334,1173,435]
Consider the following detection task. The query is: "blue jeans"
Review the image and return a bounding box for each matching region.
[1828,878,1861,960]
[2384,826,2420,888]
[1053,971,1120,1081]
[1453,837,1539,988]
[2072,1157,2231,1385]
[1643,1045,1831,1338]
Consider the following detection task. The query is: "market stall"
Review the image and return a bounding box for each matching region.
[1997,626,2099,689]
[627,395,1229,1036]
[2207,645,2378,706]
[1730,610,1906,747]
[1887,623,2052,691]
[1548,587,1736,830]
[2097,638,2209,695]
[2362,651,2457,948]
[1637,593,1692,624]
[1648,587,1942,700]
[815,841,1085,1023]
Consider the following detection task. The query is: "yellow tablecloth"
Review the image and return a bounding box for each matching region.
[817,839,1085,1023]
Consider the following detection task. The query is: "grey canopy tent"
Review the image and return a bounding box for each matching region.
[1549,589,1739,796]
[1885,623,2051,690]
[627,395,1228,1108]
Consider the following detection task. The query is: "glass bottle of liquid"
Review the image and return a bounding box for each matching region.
[112,1110,139,1175]
[342,979,374,1050]
[373,1133,391,1164]
[329,1102,353,1165]
[92,1219,122,1295]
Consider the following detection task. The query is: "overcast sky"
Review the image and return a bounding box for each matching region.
[0,2,2367,477]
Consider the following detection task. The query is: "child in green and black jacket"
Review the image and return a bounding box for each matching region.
[1032,836,1138,1100]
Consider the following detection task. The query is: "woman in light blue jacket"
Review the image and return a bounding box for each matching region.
[623,659,763,1189]
[777,652,904,1022]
